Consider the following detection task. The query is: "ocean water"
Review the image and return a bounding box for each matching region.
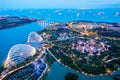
[0,8,120,22]
[0,8,120,65]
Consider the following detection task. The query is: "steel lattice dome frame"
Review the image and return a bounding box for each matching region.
[4,44,36,68]
[27,32,43,43]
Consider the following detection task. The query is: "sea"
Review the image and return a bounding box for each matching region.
[0,8,120,80]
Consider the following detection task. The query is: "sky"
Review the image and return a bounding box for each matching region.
[0,0,120,9]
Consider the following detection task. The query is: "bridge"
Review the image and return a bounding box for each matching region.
[38,20,54,29]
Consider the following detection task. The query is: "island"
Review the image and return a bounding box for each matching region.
[0,16,42,30]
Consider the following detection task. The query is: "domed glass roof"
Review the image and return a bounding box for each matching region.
[4,44,36,68]
[27,32,43,43]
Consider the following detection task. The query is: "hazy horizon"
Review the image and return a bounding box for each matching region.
[0,0,120,9]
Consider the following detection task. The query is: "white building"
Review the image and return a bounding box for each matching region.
[4,44,36,68]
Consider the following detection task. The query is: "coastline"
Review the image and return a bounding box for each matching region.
[0,16,42,30]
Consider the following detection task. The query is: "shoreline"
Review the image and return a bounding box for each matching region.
[72,20,120,25]
[0,16,43,30]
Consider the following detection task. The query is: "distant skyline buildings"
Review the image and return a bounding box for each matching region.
[0,0,120,9]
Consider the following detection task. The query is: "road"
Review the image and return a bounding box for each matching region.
[46,48,61,64]
[1,53,43,80]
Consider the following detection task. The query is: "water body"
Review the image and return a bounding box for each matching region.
[0,22,42,65]
[0,9,120,22]
[46,62,113,80]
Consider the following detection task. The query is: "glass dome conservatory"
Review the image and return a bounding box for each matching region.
[4,44,36,68]
[27,32,43,43]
